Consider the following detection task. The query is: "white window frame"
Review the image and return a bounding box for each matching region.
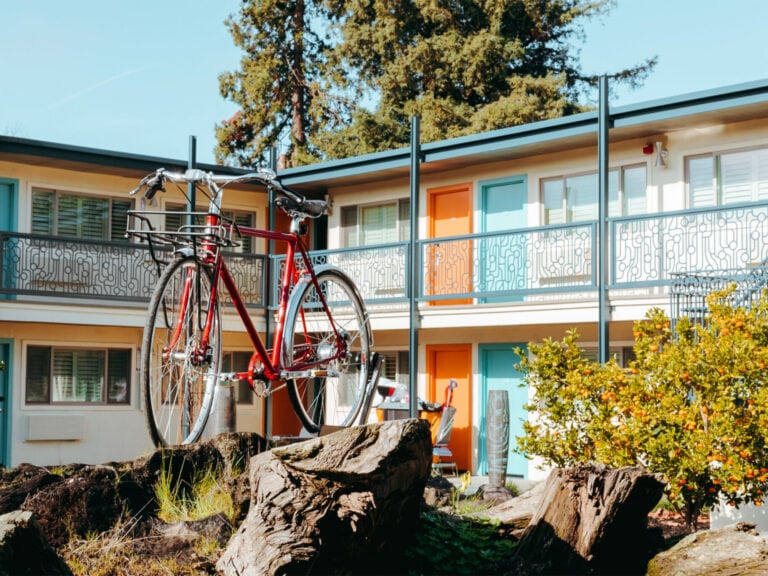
[341,198,410,247]
[686,146,768,208]
[24,343,134,406]
[30,188,132,242]
[541,165,648,225]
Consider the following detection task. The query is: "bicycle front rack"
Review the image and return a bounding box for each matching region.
[126,210,242,250]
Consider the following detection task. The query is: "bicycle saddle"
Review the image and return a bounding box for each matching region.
[275,195,327,218]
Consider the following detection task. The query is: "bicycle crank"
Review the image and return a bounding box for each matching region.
[281,368,342,379]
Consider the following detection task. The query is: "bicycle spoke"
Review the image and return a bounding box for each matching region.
[283,268,372,433]
[142,256,220,447]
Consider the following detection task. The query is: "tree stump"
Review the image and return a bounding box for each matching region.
[217,419,432,576]
[515,463,665,574]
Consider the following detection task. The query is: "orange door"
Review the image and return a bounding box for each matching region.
[427,184,472,305]
[427,344,472,472]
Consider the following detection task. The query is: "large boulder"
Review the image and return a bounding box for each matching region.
[0,510,73,575]
[647,522,768,575]
[217,418,432,575]
[469,478,547,537]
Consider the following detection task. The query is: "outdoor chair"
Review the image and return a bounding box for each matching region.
[432,379,458,476]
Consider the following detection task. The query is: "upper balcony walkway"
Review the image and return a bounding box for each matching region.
[3,200,768,323]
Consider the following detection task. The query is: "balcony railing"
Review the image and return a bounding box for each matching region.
[5,200,768,312]
[0,232,266,307]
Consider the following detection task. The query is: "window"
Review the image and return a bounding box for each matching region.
[542,166,647,224]
[581,347,635,367]
[31,189,130,242]
[165,206,256,253]
[687,147,768,207]
[610,165,647,217]
[26,346,131,404]
[341,199,410,247]
[378,350,410,386]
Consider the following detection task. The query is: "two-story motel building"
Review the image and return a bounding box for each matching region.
[3,79,768,480]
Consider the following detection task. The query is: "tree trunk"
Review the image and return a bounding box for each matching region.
[515,463,665,574]
[217,419,432,576]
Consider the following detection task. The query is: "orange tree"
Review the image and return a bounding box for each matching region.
[517,289,768,527]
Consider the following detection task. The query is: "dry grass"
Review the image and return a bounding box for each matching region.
[60,463,235,575]
[60,518,224,576]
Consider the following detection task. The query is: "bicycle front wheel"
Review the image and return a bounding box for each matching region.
[282,266,372,433]
[142,254,221,447]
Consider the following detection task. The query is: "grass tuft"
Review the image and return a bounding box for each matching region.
[153,462,234,524]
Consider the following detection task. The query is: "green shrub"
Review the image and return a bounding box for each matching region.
[403,511,517,575]
[518,288,768,528]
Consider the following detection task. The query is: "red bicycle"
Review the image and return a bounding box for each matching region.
[127,167,374,447]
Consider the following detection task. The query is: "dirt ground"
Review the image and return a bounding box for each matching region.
[647,508,710,540]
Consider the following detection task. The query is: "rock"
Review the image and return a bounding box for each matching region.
[0,510,73,575]
[515,463,665,574]
[475,483,515,505]
[217,419,432,576]
[470,478,547,537]
[423,474,454,509]
[647,522,768,575]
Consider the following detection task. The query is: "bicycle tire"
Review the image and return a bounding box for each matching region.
[282,265,372,433]
[142,254,220,447]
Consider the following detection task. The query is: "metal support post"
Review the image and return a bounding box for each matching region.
[598,76,611,363]
[409,116,421,418]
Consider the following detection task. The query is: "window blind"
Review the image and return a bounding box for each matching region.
[31,190,54,235]
[542,179,565,225]
[361,204,397,245]
[566,173,598,222]
[53,349,104,402]
[688,156,715,207]
[624,166,647,216]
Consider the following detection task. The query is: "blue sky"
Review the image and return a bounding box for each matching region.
[2,1,768,165]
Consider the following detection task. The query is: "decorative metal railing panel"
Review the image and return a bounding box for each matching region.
[5,200,768,311]
[612,202,768,287]
[419,223,595,302]
[271,243,408,309]
[0,232,265,307]
[670,264,768,325]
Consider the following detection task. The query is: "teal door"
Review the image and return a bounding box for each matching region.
[478,344,528,477]
[0,342,11,468]
[479,177,527,302]
[0,179,18,300]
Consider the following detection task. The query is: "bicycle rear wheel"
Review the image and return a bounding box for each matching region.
[282,266,372,433]
[142,254,220,447]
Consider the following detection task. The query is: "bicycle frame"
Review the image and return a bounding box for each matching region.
[191,213,348,389]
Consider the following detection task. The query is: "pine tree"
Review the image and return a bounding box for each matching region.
[217,0,655,165]
[215,0,353,167]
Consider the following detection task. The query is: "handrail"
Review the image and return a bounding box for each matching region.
[4,199,768,308]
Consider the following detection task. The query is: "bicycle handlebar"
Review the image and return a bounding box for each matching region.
[129,167,326,217]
